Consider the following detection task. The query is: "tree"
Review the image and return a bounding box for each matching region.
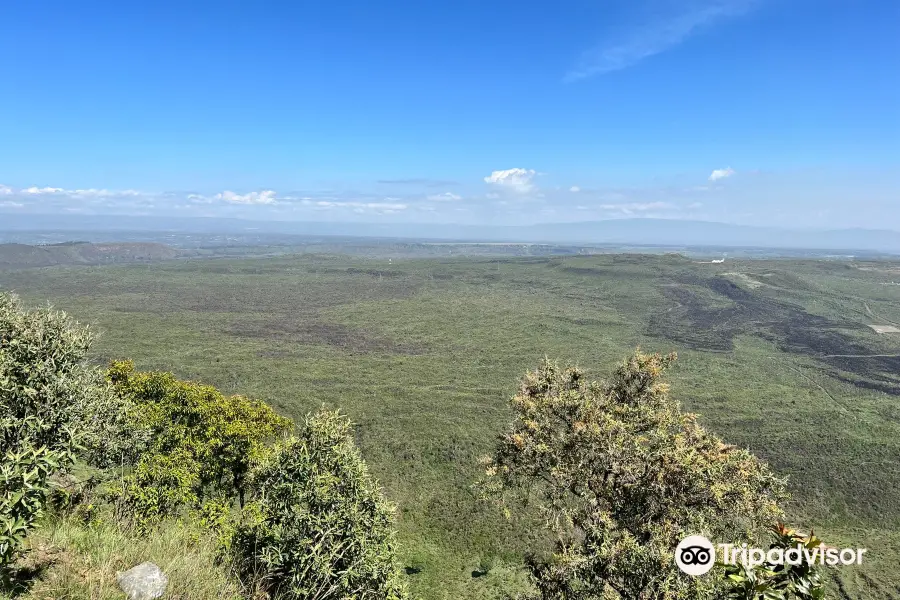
[108,361,291,512]
[232,409,408,600]
[479,351,786,600]
[0,293,112,571]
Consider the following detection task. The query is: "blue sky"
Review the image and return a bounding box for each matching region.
[1,0,897,228]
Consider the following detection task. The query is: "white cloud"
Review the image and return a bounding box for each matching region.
[566,0,757,81]
[484,168,537,193]
[314,201,408,211]
[22,186,64,195]
[569,186,581,193]
[426,192,463,202]
[709,167,736,182]
[215,190,278,205]
[0,200,24,208]
[5,186,148,199]
[687,201,703,209]
[600,201,673,213]
[69,188,143,198]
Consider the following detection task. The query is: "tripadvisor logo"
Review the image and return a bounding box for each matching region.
[675,535,716,576]
[675,534,868,576]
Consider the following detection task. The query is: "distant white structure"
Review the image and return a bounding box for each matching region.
[710,258,725,264]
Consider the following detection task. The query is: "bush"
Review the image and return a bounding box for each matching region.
[111,450,201,532]
[0,293,111,572]
[69,376,148,470]
[109,362,291,509]
[231,409,408,600]
[479,351,787,600]
[724,523,827,599]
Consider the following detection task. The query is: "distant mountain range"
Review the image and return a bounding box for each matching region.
[2,214,900,254]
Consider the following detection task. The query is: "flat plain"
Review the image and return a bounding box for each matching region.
[2,251,899,599]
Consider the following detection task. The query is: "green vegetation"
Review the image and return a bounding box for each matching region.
[724,524,828,600]
[1,290,407,599]
[108,360,291,513]
[1,252,898,598]
[0,293,113,574]
[232,410,408,599]
[3,513,243,600]
[479,352,785,599]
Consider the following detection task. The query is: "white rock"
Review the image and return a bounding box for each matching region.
[116,562,168,600]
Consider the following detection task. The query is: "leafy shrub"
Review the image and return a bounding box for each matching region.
[479,351,786,600]
[0,293,111,571]
[191,495,236,555]
[112,449,201,532]
[231,409,408,600]
[724,523,827,599]
[109,361,291,508]
[69,376,149,470]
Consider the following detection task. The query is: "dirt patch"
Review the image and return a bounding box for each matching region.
[870,324,900,334]
[722,272,763,289]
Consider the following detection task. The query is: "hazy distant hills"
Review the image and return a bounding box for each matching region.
[0,241,181,268]
[2,214,900,254]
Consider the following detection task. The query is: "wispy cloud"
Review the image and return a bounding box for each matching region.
[600,201,674,213]
[12,186,147,199]
[566,0,757,81]
[426,192,463,202]
[311,200,408,213]
[377,178,459,187]
[709,167,736,181]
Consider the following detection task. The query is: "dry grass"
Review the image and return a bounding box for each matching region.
[2,516,243,600]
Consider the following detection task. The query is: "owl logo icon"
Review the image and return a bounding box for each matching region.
[675,535,716,576]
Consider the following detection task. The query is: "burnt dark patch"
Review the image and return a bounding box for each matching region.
[553,316,616,327]
[649,282,746,351]
[650,274,900,394]
[228,317,426,356]
[312,267,405,278]
[820,359,900,395]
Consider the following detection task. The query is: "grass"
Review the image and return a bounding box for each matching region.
[2,252,900,598]
[1,516,242,600]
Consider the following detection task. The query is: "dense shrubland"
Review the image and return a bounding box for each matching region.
[0,292,408,599]
[1,291,827,599]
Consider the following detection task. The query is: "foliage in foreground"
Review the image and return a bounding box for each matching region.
[0,293,129,573]
[232,409,409,600]
[480,351,788,599]
[107,360,292,529]
[724,524,828,600]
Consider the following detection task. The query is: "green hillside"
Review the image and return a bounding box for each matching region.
[0,242,181,268]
